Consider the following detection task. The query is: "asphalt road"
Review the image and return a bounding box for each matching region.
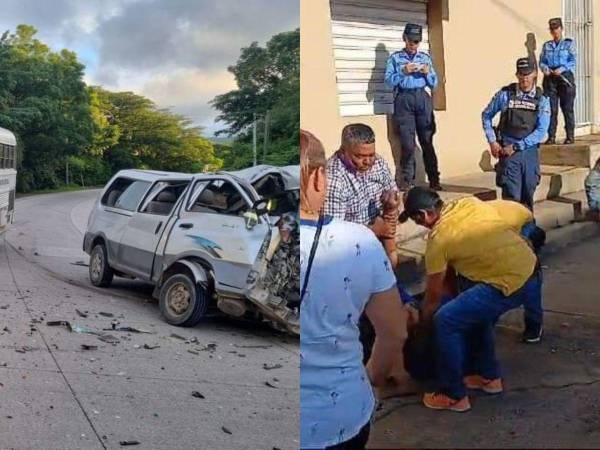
[370,230,600,449]
[1,190,299,450]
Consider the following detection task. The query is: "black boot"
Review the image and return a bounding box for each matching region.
[522,319,543,344]
[563,137,575,145]
[544,137,556,145]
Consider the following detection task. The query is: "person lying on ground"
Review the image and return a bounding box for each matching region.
[398,187,541,412]
[299,129,410,450]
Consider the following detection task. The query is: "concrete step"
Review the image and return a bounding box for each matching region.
[395,190,588,294]
[442,166,589,204]
[540,140,600,168]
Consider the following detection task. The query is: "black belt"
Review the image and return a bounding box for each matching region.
[397,87,426,93]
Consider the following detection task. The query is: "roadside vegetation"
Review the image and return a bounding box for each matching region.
[0,25,299,192]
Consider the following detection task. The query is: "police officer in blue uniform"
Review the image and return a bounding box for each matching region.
[539,17,577,144]
[385,23,441,191]
[482,58,551,210]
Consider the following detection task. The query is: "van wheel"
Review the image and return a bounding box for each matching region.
[159,273,208,327]
[89,244,114,287]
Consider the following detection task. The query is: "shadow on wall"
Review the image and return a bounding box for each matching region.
[368,42,427,186]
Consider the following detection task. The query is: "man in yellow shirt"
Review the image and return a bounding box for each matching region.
[399,187,541,412]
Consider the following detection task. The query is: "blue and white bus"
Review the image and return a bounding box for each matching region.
[0,127,17,233]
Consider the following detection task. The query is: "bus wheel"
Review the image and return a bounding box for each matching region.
[159,273,208,327]
[89,244,114,287]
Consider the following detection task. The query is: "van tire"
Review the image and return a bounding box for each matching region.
[159,273,208,327]
[89,244,114,287]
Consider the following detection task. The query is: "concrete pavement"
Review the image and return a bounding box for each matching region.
[1,190,299,450]
[369,232,600,449]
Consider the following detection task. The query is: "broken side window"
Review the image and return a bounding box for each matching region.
[101,177,151,211]
[189,179,250,217]
[140,181,190,216]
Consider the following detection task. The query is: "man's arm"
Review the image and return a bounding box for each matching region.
[420,238,448,322]
[515,96,551,149]
[385,55,402,89]
[564,39,577,73]
[365,287,408,386]
[420,272,446,322]
[482,90,505,144]
[424,54,438,89]
[385,53,414,90]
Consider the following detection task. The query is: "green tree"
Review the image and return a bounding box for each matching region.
[88,87,221,174]
[0,25,93,191]
[212,29,299,169]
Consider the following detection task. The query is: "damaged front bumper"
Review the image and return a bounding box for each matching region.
[245,213,299,336]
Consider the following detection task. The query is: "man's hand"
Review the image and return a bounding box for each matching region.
[371,216,395,239]
[420,63,429,74]
[501,144,515,157]
[403,63,418,74]
[543,68,551,76]
[489,141,502,159]
[381,190,400,221]
[551,68,562,76]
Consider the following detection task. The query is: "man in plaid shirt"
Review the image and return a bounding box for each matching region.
[324,123,398,239]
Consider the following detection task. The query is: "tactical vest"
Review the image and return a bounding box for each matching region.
[499,83,542,139]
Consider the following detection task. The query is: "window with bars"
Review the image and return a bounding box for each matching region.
[563,0,593,126]
[1,144,17,169]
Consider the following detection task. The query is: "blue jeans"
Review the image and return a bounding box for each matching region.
[495,147,540,210]
[585,168,600,211]
[434,273,541,399]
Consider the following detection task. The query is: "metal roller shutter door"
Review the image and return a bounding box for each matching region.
[330,0,429,117]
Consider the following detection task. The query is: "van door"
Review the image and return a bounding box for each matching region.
[164,176,270,293]
[118,181,189,280]
[97,177,152,268]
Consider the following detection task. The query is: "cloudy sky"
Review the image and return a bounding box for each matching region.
[0,0,298,137]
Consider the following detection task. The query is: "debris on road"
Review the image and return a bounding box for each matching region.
[81,344,98,351]
[200,343,217,352]
[99,312,114,318]
[72,324,95,334]
[170,333,187,341]
[15,346,33,353]
[75,309,88,318]
[143,344,160,350]
[191,391,205,399]
[119,440,140,446]
[187,349,199,355]
[234,344,272,349]
[70,261,89,267]
[103,326,153,334]
[263,363,283,371]
[265,381,278,388]
[97,333,120,344]
[221,426,232,435]
[46,320,73,332]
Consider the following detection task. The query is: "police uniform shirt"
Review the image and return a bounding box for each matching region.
[384,50,438,90]
[482,87,551,149]
[539,38,577,74]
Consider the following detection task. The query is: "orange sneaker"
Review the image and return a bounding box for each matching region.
[464,375,503,394]
[422,392,471,412]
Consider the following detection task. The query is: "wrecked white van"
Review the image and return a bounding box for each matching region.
[83,166,299,334]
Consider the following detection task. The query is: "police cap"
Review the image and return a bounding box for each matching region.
[516,57,535,75]
[403,23,423,42]
[549,17,563,29]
